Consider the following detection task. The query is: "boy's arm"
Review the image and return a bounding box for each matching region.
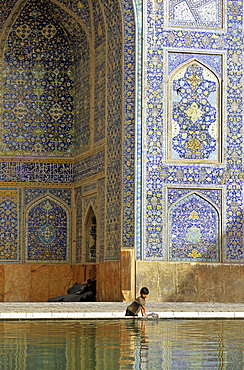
[141,305,146,316]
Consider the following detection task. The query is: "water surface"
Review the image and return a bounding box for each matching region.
[0,319,243,369]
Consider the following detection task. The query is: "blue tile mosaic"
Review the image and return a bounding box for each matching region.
[168,0,223,29]
[24,188,72,208]
[170,61,219,161]
[75,186,83,263]
[0,0,130,264]
[0,189,21,262]
[120,0,137,251]
[1,0,243,267]
[94,45,106,145]
[75,180,105,263]
[73,151,104,182]
[168,188,222,210]
[0,0,18,29]
[168,52,223,78]
[134,0,143,258]
[168,190,220,262]
[25,195,70,263]
[142,0,243,263]
[0,161,73,184]
[2,0,75,156]
[98,179,105,262]
[24,188,72,262]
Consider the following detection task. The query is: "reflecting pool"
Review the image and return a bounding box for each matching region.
[0,319,243,369]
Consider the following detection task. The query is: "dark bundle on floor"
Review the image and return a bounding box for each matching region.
[48,279,96,302]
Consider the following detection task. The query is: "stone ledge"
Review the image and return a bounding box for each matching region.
[0,302,242,319]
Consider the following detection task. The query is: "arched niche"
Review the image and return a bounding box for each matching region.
[85,205,97,263]
[168,59,221,163]
[0,0,91,157]
[169,192,220,262]
[1,0,137,261]
[25,195,70,262]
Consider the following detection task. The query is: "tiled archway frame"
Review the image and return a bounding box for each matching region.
[55,0,138,253]
[0,0,138,255]
[119,0,137,249]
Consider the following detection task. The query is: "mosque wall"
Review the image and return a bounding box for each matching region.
[136,261,244,302]
[133,0,244,302]
[1,0,243,303]
[140,0,242,261]
[0,0,134,301]
[0,263,96,302]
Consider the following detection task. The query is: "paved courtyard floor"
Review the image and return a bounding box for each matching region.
[0,302,243,319]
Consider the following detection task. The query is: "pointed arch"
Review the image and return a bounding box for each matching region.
[169,192,220,262]
[0,0,91,157]
[168,190,221,217]
[168,58,221,163]
[0,0,91,45]
[0,0,137,263]
[85,205,97,263]
[25,195,70,263]
[170,58,221,82]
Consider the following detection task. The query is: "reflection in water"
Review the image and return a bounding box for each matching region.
[0,320,243,369]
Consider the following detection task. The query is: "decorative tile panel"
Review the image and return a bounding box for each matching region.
[75,186,82,263]
[0,0,137,265]
[168,190,220,261]
[74,151,104,182]
[0,0,18,29]
[0,189,20,262]
[168,187,222,209]
[25,195,70,263]
[168,52,223,78]
[50,1,91,155]
[168,59,220,162]
[24,188,72,208]
[59,0,91,30]
[82,181,97,195]
[142,0,243,263]
[98,178,105,261]
[94,46,106,145]
[100,0,123,260]
[0,161,73,184]
[120,0,137,251]
[2,0,75,156]
[168,0,223,29]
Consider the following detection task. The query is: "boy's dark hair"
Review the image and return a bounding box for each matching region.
[140,287,149,295]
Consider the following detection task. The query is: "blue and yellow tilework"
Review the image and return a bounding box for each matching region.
[0,0,136,263]
[1,0,243,265]
[142,0,243,262]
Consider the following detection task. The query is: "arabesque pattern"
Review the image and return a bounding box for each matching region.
[26,196,70,262]
[170,62,219,161]
[2,0,75,156]
[169,193,219,261]
[0,189,20,262]
[143,0,243,262]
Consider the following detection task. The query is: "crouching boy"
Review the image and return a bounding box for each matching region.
[125,287,149,317]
